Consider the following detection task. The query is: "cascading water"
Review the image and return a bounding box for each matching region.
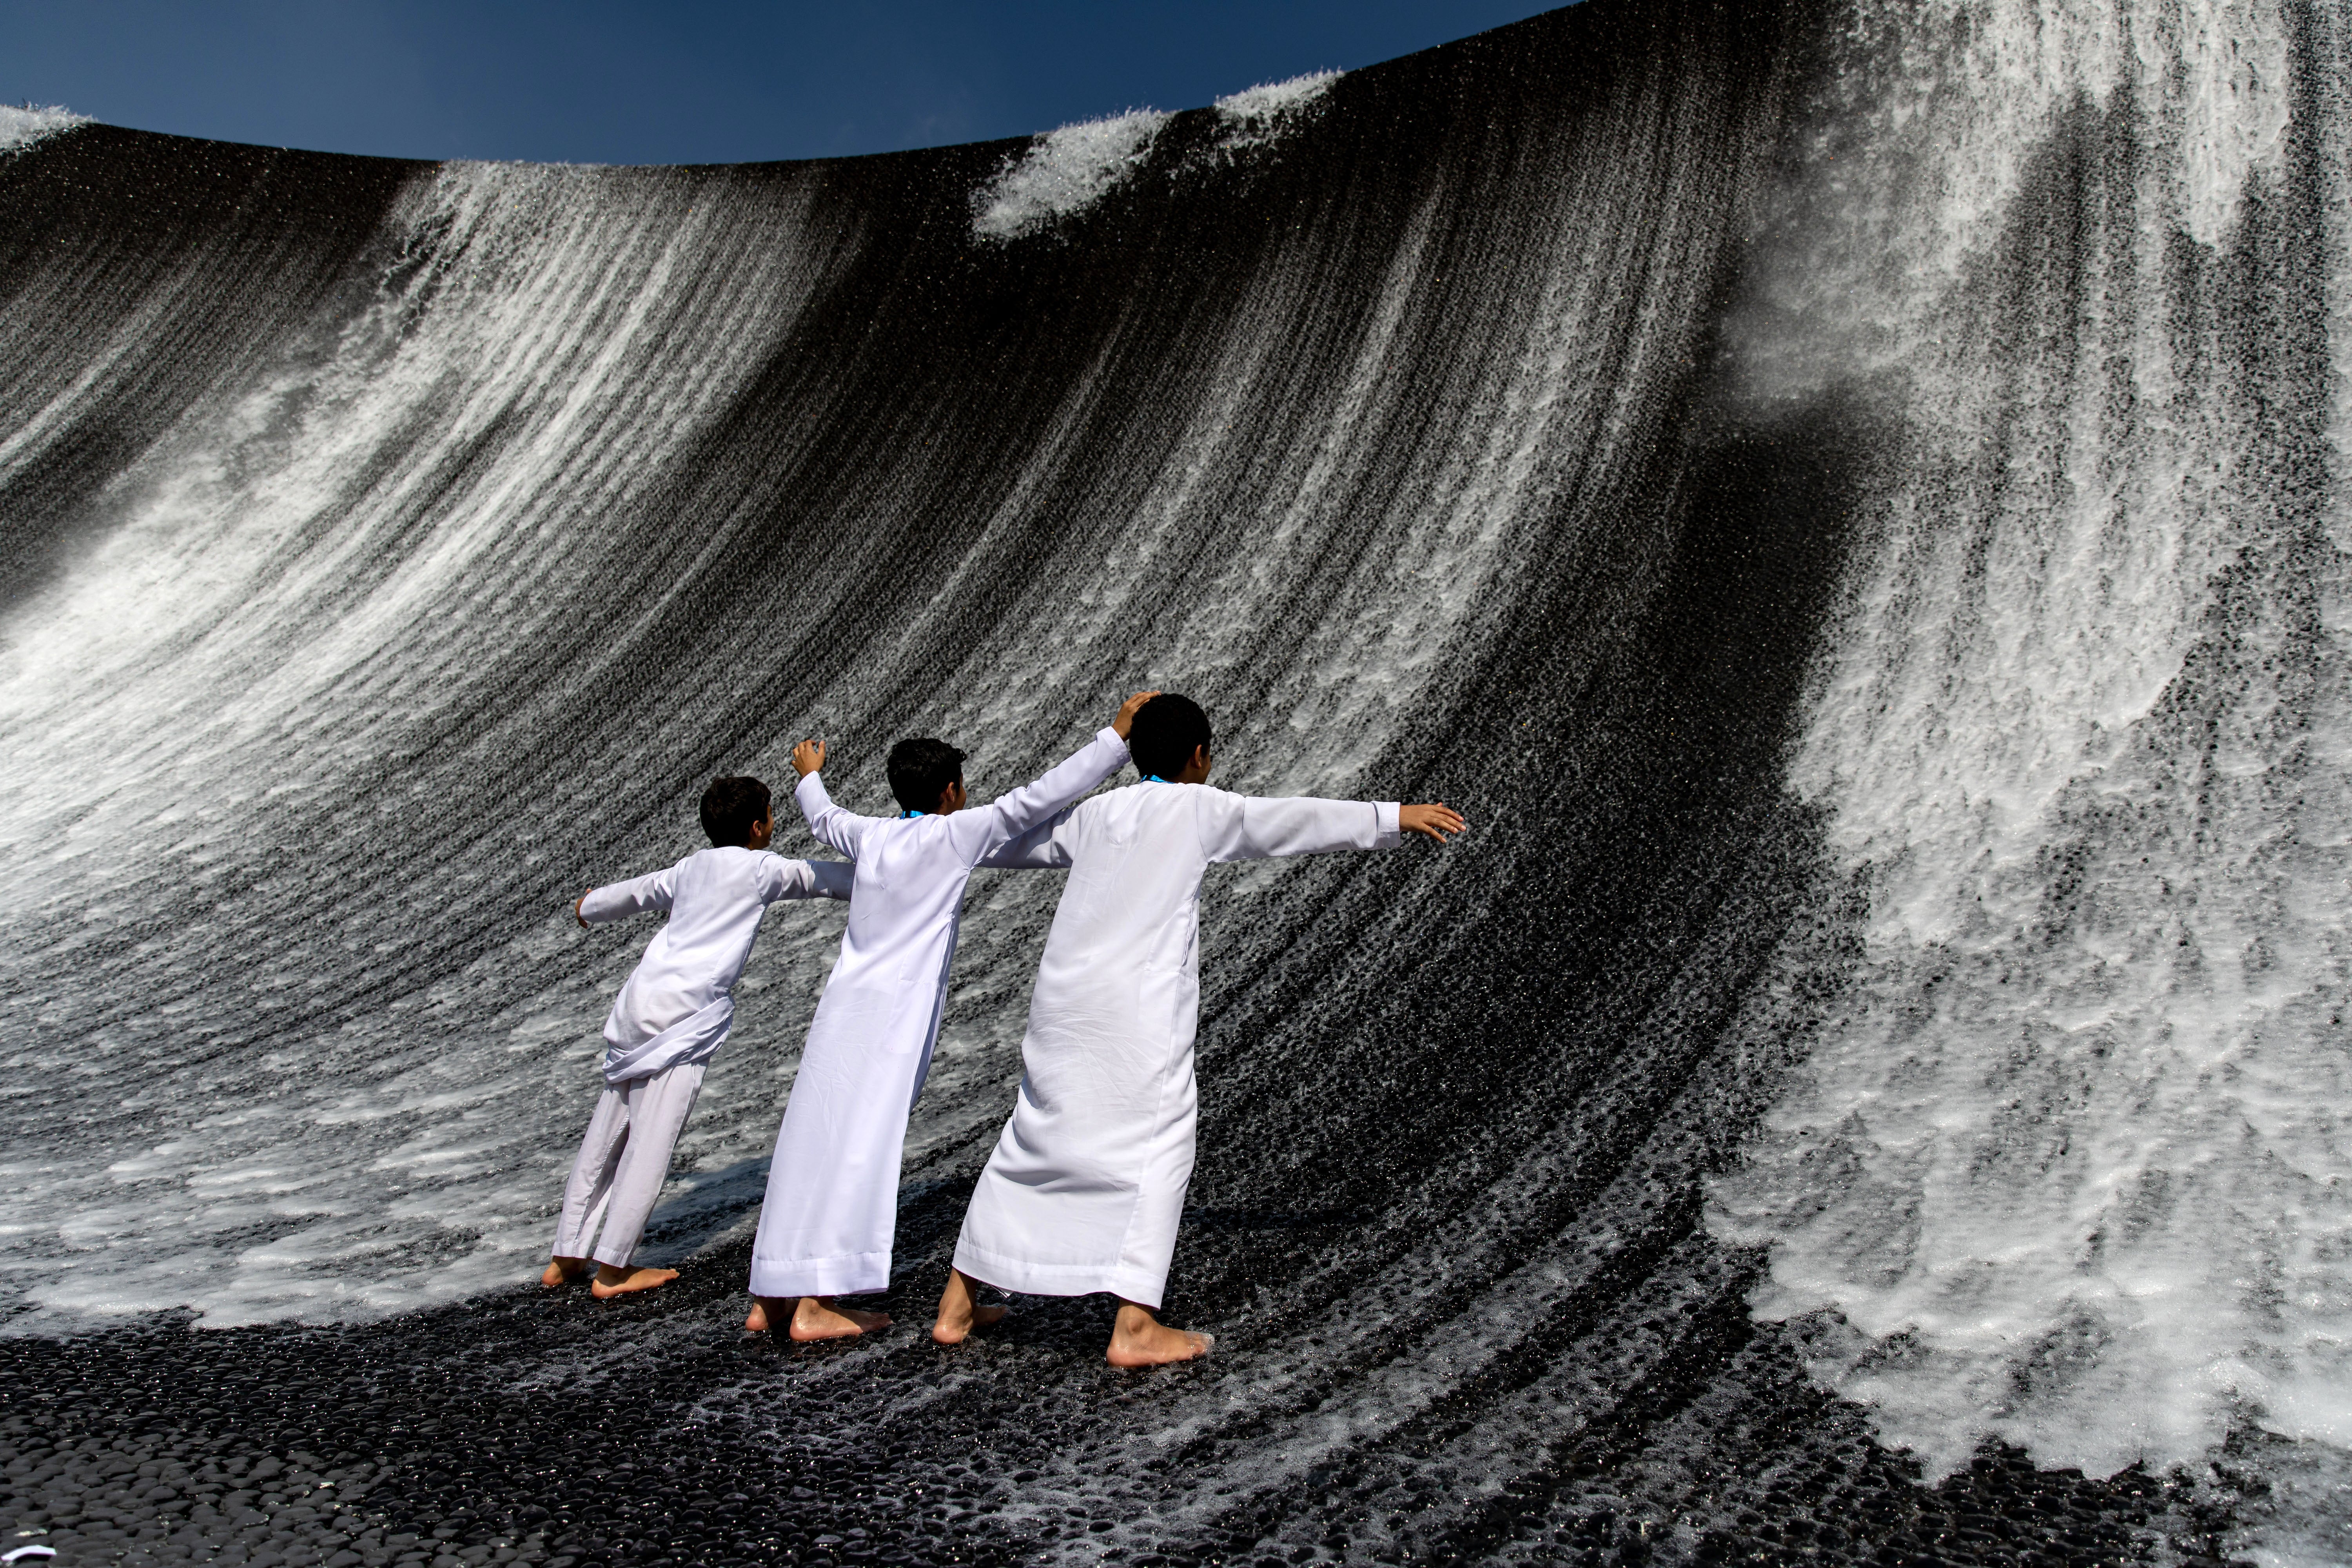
[1707,0,2352,1552]
[1,0,2345,1564]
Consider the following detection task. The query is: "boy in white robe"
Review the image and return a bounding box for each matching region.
[935,693,1464,1364]
[544,775,852,1299]
[744,691,1160,1340]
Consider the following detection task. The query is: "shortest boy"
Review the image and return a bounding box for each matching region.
[545,775,851,1299]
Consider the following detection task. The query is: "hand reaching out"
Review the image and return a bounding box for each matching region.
[1112,691,1163,739]
[575,888,591,929]
[793,739,827,778]
[1400,803,1465,844]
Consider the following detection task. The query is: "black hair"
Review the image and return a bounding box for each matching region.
[887,737,967,813]
[1127,693,1212,781]
[699,775,772,847]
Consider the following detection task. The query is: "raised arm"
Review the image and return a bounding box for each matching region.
[960,691,1156,858]
[791,739,882,860]
[576,861,682,925]
[760,856,855,903]
[962,730,1126,856]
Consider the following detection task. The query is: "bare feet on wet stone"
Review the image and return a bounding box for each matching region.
[931,1267,1009,1345]
[541,1256,591,1288]
[589,1263,677,1298]
[790,1296,892,1340]
[1106,1301,1212,1367]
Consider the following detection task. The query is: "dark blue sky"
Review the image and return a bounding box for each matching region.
[3,2,1568,165]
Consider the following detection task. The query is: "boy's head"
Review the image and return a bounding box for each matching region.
[700,775,772,847]
[888,737,967,814]
[1128,693,1212,781]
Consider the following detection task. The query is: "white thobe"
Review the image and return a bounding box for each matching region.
[953,782,1400,1308]
[580,848,854,1085]
[557,848,851,1265]
[746,728,1132,1299]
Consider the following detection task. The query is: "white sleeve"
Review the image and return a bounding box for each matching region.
[961,727,1129,860]
[794,772,880,860]
[760,856,855,902]
[976,805,1080,869]
[1199,791,1400,864]
[578,861,681,922]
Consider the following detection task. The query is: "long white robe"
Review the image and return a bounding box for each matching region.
[557,848,851,1266]
[953,782,1400,1308]
[746,727,1132,1299]
[580,848,853,1085]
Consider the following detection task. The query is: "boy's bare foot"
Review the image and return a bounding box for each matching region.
[590,1263,678,1298]
[931,1267,1011,1345]
[541,1256,591,1289]
[1106,1301,1213,1367]
[791,1296,893,1341]
[745,1297,775,1333]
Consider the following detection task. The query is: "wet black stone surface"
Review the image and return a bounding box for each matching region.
[3,1216,2254,1568]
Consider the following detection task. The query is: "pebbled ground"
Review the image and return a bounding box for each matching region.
[3,1221,2257,1568]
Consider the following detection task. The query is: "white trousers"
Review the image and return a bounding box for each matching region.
[552,1061,706,1269]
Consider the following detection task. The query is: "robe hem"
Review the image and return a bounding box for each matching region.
[953,1240,1167,1311]
[748,1251,892,1299]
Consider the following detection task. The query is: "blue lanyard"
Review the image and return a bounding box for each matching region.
[900,809,927,818]
[1143,775,1170,784]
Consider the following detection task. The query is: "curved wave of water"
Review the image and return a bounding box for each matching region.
[2,0,2347,1561]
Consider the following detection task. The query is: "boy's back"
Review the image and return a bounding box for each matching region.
[953,779,1399,1309]
[785,739,1132,1095]
[592,845,850,1085]
[1028,781,1397,1004]
[813,814,1017,1043]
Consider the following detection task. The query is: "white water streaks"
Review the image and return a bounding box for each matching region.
[1710,0,2352,1516]
[709,36,1809,1561]
[970,108,1172,241]
[876,24,1770,1196]
[0,158,856,1328]
[0,103,86,154]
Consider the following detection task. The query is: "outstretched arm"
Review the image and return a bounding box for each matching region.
[760,857,855,902]
[577,863,682,924]
[790,739,880,860]
[1201,793,1466,863]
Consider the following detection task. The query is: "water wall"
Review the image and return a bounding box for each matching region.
[2,0,2347,1563]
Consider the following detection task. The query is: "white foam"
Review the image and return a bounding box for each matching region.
[0,103,88,154]
[970,108,1171,241]
[1214,71,1340,123]
[1213,71,1341,149]
[1709,0,2352,1527]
